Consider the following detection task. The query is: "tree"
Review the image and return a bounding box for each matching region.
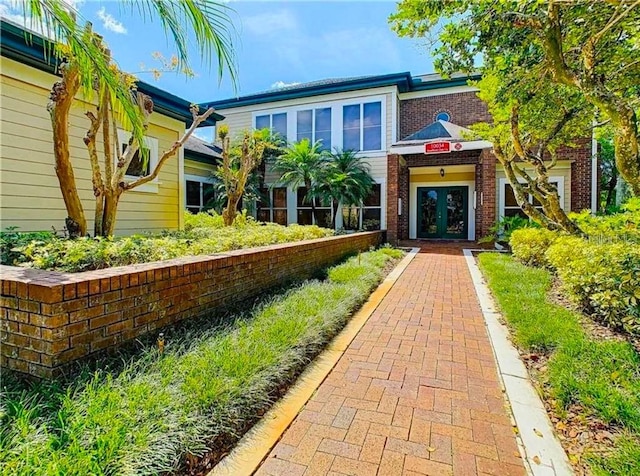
[317,149,374,229]
[22,0,236,235]
[272,139,327,224]
[216,126,275,226]
[390,1,640,195]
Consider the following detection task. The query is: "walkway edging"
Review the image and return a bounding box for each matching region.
[209,248,420,476]
[463,249,573,476]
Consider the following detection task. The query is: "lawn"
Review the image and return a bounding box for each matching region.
[479,252,640,475]
[0,247,403,476]
[0,211,334,272]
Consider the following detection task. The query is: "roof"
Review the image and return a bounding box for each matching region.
[0,19,224,127]
[184,136,221,164]
[202,71,481,111]
[401,120,479,142]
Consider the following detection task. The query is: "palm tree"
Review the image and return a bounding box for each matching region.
[272,139,327,224]
[18,0,237,236]
[318,149,374,229]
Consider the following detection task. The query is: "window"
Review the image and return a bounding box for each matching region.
[297,187,332,227]
[296,108,332,150]
[117,130,159,192]
[255,112,287,141]
[342,101,382,152]
[435,111,451,122]
[185,176,215,214]
[499,178,564,219]
[342,183,382,231]
[257,187,288,225]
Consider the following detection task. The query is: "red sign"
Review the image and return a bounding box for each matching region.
[425,141,451,154]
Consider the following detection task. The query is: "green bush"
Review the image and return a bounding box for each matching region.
[11,212,334,272]
[570,200,640,243]
[0,228,57,266]
[546,239,640,334]
[509,227,559,267]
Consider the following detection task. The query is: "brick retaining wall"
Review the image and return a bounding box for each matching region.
[0,232,384,377]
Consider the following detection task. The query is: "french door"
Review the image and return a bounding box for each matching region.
[417,186,468,239]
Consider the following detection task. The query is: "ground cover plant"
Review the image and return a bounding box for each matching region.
[0,247,404,476]
[0,211,333,272]
[509,199,640,335]
[479,253,640,475]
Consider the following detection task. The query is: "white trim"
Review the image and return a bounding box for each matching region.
[391,92,398,144]
[252,94,388,155]
[498,176,565,219]
[390,140,492,155]
[409,180,476,240]
[398,85,479,100]
[185,173,215,213]
[116,130,159,194]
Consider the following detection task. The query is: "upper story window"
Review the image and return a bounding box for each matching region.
[256,112,287,141]
[435,111,451,122]
[343,101,382,152]
[297,107,331,150]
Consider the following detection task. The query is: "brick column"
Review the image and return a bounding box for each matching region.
[569,139,593,211]
[398,165,410,241]
[477,149,497,239]
[387,154,400,244]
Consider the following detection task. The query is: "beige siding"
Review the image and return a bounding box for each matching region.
[495,163,572,214]
[0,57,185,235]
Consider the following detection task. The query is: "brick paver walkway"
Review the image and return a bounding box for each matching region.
[255,244,527,476]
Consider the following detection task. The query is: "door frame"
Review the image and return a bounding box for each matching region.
[409,180,476,240]
[416,186,469,239]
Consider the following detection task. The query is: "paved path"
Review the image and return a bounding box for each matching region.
[255,244,527,476]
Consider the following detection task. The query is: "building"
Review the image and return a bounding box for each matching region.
[0,20,223,235]
[203,72,597,242]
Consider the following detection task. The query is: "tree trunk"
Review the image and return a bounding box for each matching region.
[223,192,241,226]
[101,191,120,237]
[48,62,87,237]
[605,171,617,209]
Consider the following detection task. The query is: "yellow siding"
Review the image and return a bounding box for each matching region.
[0,56,185,235]
[184,159,215,178]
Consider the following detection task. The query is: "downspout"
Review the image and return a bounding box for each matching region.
[591,121,598,214]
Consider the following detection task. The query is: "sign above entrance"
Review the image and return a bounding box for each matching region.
[424,141,451,154]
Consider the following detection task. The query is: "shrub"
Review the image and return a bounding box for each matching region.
[479,215,539,244]
[546,239,640,334]
[0,228,57,266]
[12,213,334,272]
[509,228,559,267]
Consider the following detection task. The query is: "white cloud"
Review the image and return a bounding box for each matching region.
[96,7,127,34]
[243,10,297,36]
[270,80,300,89]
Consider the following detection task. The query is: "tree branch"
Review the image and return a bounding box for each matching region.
[124,106,216,190]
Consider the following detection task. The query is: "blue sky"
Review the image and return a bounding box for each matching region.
[4,1,435,103]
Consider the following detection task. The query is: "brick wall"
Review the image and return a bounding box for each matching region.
[564,139,594,211]
[399,92,491,139]
[0,232,384,377]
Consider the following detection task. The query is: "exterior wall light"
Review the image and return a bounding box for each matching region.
[440,168,445,177]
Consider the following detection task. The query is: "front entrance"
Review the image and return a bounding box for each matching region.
[417,186,468,239]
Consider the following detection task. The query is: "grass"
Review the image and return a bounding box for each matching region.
[479,252,640,475]
[0,247,404,476]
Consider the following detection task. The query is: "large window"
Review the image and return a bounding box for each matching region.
[499,178,564,219]
[343,101,382,152]
[257,187,288,225]
[296,107,331,150]
[297,187,332,228]
[255,113,287,141]
[342,183,382,231]
[185,176,215,214]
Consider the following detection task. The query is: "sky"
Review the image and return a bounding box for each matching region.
[1,0,435,102]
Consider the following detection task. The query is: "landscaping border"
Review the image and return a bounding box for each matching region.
[463,249,573,476]
[0,231,384,377]
[209,247,419,476]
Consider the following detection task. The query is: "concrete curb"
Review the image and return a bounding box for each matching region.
[463,249,574,476]
[209,248,421,476]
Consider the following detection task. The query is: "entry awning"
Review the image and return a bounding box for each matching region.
[390,120,492,155]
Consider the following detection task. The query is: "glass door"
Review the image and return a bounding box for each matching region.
[417,186,468,239]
